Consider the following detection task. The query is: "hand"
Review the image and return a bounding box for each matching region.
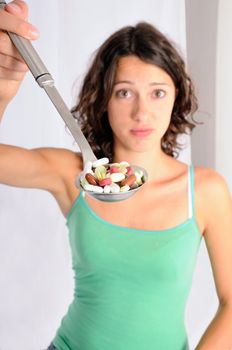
[0,0,39,112]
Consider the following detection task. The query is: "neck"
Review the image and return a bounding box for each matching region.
[113,147,172,182]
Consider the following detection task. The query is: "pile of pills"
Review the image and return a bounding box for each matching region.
[79,157,145,194]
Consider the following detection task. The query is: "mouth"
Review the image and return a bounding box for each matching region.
[130,128,154,137]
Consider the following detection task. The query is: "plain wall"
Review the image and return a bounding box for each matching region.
[185,0,232,346]
[216,0,232,192]
[185,0,218,169]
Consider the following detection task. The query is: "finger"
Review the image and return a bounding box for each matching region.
[0,53,28,72]
[0,31,28,62]
[0,67,27,81]
[5,0,29,21]
[0,6,39,40]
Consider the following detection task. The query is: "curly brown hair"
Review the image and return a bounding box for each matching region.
[71,22,199,160]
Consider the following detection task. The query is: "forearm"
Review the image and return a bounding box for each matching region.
[195,304,232,350]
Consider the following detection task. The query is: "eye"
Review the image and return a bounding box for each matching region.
[115,89,132,98]
[153,89,166,98]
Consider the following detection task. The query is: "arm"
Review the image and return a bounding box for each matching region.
[195,169,232,350]
[0,2,82,215]
[0,144,82,214]
[0,144,82,191]
[0,144,64,191]
[0,0,39,121]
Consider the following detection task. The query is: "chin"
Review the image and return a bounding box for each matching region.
[132,139,157,151]
[127,144,155,154]
[116,137,157,154]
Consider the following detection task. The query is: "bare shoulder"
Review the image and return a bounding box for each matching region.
[194,166,232,236]
[35,147,83,215]
[35,147,84,195]
[194,165,231,197]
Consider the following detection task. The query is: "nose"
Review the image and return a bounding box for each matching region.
[131,95,151,122]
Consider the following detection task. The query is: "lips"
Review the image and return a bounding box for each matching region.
[130,128,154,137]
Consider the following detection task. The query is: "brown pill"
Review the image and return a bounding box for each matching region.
[85,173,98,185]
[120,174,136,187]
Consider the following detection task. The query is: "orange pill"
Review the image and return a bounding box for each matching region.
[85,173,98,185]
[120,174,136,187]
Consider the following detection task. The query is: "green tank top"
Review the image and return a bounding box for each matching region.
[52,164,202,350]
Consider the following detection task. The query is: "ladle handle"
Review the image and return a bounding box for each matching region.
[0,1,97,164]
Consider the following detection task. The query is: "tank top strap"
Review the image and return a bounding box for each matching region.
[188,164,195,219]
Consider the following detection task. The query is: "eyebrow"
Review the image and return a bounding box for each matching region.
[113,80,170,86]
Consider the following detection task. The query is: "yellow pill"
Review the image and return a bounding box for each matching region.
[94,166,107,180]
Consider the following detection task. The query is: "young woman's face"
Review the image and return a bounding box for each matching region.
[107,55,176,154]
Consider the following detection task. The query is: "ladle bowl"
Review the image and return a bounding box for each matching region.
[76,165,148,202]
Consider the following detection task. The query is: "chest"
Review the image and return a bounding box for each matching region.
[84,181,190,231]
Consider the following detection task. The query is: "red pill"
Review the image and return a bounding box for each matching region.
[110,167,121,173]
[126,166,133,176]
[99,178,112,187]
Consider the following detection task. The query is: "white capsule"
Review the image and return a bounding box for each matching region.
[83,184,104,193]
[110,183,120,193]
[110,173,125,182]
[83,161,93,173]
[120,185,130,192]
[103,185,111,194]
[119,161,130,167]
[92,157,109,167]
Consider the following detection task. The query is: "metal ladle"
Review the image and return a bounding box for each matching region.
[0,1,148,202]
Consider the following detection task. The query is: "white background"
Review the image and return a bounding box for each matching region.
[0,0,228,349]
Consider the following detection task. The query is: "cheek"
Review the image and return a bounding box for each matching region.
[107,104,119,134]
[154,102,174,123]
[161,95,175,117]
[107,101,127,129]
[107,103,115,127]
[154,101,174,133]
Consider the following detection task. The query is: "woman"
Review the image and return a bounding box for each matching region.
[0,1,232,350]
